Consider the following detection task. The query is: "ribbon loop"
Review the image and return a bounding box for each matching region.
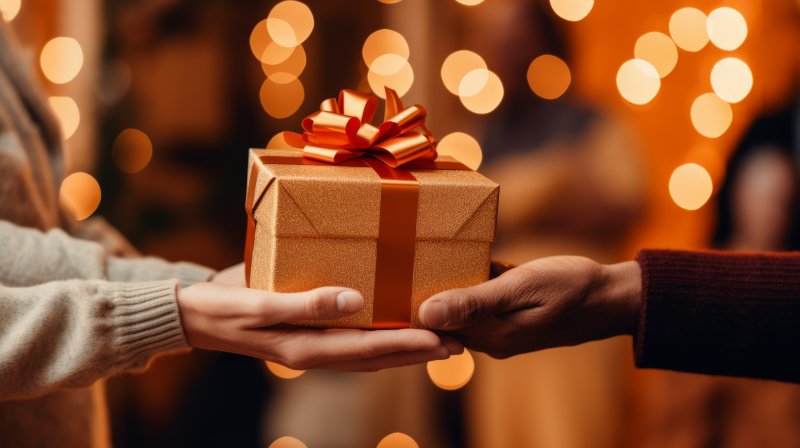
[296,87,437,168]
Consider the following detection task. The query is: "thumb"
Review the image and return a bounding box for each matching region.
[259,287,364,325]
[419,276,516,330]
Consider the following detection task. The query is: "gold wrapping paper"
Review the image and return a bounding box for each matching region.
[245,148,499,328]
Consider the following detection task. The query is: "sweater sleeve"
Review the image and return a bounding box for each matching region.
[634,249,800,383]
[0,219,214,288]
[0,279,187,400]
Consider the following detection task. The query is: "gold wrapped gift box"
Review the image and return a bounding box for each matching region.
[245,148,499,328]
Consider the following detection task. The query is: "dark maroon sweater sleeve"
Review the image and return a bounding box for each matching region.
[634,249,800,383]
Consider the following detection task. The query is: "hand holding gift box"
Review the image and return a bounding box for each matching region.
[245,88,499,328]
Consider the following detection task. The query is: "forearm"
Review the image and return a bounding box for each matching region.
[0,219,213,287]
[0,279,188,400]
[634,249,800,383]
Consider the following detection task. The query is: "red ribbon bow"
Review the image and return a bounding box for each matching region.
[286,87,438,168]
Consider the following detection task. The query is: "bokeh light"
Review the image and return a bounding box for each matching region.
[685,144,726,185]
[378,0,403,3]
[40,37,84,84]
[436,132,483,170]
[669,7,709,52]
[441,50,487,95]
[266,361,305,379]
[690,92,733,138]
[458,68,490,97]
[60,172,101,221]
[48,96,80,140]
[112,128,153,174]
[267,1,314,47]
[376,432,419,448]
[526,54,571,99]
[370,53,409,76]
[262,45,307,83]
[260,77,305,119]
[268,436,307,448]
[616,59,660,105]
[250,20,294,65]
[706,7,747,51]
[710,57,752,104]
[267,131,304,149]
[455,0,485,5]
[459,70,503,114]
[0,0,21,21]
[669,163,713,210]
[362,29,410,69]
[426,349,475,390]
[367,59,414,98]
[549,0,594,22]
[634,32,678,78]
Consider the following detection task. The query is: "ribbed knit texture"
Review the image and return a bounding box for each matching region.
[0,19,215,446]
[635,249,800,383]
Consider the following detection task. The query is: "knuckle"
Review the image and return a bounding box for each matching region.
[305,290,330,318]
[454,292,483,325]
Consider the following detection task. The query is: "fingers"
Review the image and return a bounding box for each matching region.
[262,328,445,369]
[315,347,451,372]
[418,269,525,330]
[255,287,365,326]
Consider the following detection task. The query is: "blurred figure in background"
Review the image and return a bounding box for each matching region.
[638,95,800,448]
[461,0,644,447]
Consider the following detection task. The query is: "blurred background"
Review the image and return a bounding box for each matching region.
[4,0,799,446]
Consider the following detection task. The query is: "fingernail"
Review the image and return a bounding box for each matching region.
[336,290,363,313]
[421,300,449,329]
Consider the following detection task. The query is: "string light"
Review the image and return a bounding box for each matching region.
[40,37,84,84]
[251,20,294,65]
[267,1,314,47]
[268,436,307,448]
[527,54,571,99]
[690,92,733,138]
[706,7,747,51]
[455,0,485,5]
[549,0,594,22]
[266,361,305,379]
[260,77,305,119]
[262,45,307,83]
[669,163,713,210]
[427,349,475,390]
[48,96,80,140]
[634,32,678,78]
[377,432,419,448]
[459,70,503,114]
[367,58,414,98]
[669,7,709,52]
[710,57,752,103]
[0,0,21,21]
[362,29,410,70]
[436,132,483,170]
[112,128,153,174]
[60,172,101,221]
[441,50,487,96]
[616,59,660,105]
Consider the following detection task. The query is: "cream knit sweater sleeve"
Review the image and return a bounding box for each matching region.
[0,220,215,400]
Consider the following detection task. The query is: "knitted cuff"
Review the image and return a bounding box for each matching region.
[107,280,189,369]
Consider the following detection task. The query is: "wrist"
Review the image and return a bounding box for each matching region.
[595,260,642,335]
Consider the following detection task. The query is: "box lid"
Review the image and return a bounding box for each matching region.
[248,148,498,242]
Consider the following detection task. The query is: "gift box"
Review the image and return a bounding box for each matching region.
[244,89,499,328]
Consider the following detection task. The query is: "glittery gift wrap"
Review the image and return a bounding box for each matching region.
[245,148,499,328]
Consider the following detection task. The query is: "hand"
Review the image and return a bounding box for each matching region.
[178,283,461,371]
[418,256,641,359]
[212,263,246,287]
